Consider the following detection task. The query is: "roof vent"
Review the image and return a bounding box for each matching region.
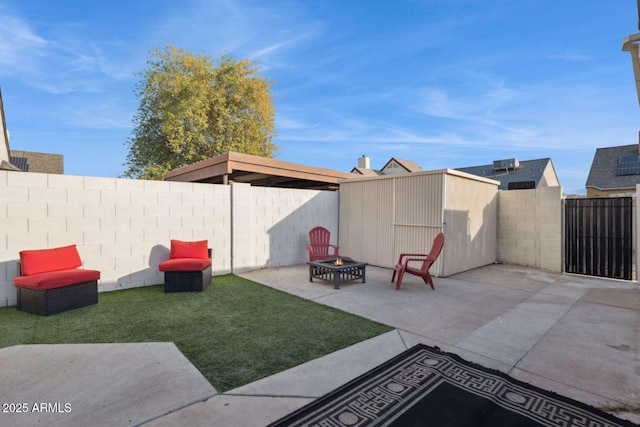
[493,158,519,171]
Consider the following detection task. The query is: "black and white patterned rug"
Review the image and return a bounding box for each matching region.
[268,344,635,427]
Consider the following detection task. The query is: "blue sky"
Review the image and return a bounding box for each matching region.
[0,1,638,194]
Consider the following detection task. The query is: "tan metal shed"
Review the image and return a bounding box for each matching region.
[339,169,499,277]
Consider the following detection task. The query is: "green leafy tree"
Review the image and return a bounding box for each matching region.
[123,46,277,179]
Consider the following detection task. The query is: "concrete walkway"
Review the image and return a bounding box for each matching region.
[0,264,638,426]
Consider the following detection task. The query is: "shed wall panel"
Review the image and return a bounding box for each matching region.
[393,174,444,274]
[339,179,394,266]
[360,179,394,266]
[394,174,443,226]
[443,174,497,276]
[339,182,364,261]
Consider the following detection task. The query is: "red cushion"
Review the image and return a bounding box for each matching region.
[159,258,211,272]
[170,240,209,259]
[20,245,83,276]
[14,269,100,291]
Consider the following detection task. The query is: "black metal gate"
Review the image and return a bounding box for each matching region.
[564,197,633,280]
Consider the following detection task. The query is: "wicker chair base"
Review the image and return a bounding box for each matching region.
[164,265,212,293]
[17,281,98,316]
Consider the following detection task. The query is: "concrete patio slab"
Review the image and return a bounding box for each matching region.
[538,283,587,299]
[554,273,640,290]
[228,330,407,398]
[515,301,640,407]
[250,265,539,346]
[454,292,580,366]
[448,264,557,292]
[581,288,640,311]
[0,343,216,427]
[397,329,515,373]
[146,395,313,427]
[240,262,640,422]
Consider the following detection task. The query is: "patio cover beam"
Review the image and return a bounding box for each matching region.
[163,151,355,190]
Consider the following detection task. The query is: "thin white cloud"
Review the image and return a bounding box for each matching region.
[0,13,46,46]
[276,116,319,131]
[251,41,293,60]
[417,82,519,122]
[67,98,135,130]
[150,0,320,65]
[0,7,139,95]
[277,109,479,148]
[0,13,49,75]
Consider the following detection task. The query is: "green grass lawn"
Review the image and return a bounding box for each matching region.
[0,275,392,392]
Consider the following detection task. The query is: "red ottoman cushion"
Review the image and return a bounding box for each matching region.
[159,258,211,272]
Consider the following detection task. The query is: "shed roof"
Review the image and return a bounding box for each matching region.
[164,151,357,190]
[339,168,500,186]
[455,158,553,190]
[585,144,640,191]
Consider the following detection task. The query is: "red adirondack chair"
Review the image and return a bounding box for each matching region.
[391,233,444,290]
[306,226,339,262]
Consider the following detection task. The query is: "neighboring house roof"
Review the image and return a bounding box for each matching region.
[351,156,422,176]
[350,167,384,176]
[1,89,64,174]
[456,158,554,190]
[8,150,63,174]
[381,157,423,173]
[9,156,28,171]
[0,160,21,171]
[585,144,640,191]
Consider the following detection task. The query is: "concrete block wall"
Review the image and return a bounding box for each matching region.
[497,189,540,268]
[0,171,338,307]
[497,186,563,272]
[538,186,563,272]
[0,171,232,306]
[244,186,339,270]
[223,183,338,273]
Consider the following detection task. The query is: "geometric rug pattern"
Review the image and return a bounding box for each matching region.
[268,344,635,427]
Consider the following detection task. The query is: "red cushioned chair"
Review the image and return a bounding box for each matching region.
[159,240,212,293]
[306,226,339,262]
[391,233,444,290]
[14,245,100,315]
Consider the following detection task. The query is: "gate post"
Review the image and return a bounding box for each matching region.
[632,184,640,282]
[540,186,563,273]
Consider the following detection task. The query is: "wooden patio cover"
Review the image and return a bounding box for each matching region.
[163,151,356,191]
